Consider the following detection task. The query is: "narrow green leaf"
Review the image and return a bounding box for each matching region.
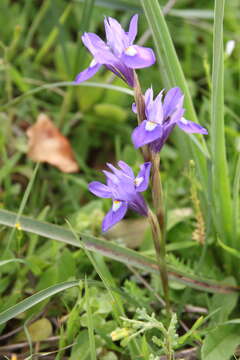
[0,281,79,325]
[0,81,133,111]
[0,209,238,294]
[233,155,240,243]
[35,4,73,64]
[211,0,233,245]
[85,278,97,360]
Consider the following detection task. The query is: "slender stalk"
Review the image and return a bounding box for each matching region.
[148,208,170,314]
[133,72,170,312]
[133,72,150,162]
[150,151,165,233]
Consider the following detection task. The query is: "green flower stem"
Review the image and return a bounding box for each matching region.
[133,72,170,313]
[133,71,150,162]
[150,151,165,233]
[148,208,170,314]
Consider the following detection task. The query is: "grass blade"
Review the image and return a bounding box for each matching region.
[85,278,97,360]
[211,0,233,245]
[0,281,79,325]
[233,155,240,243]
[0,81,133,111]
[0,208,238,294]
[35,4,73,64]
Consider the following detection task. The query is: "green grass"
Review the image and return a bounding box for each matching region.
[0,0,239,358]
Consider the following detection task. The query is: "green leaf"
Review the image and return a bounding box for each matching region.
[0,209,238,294]
[211,0,233,246]
[201,325,240,360]
[210,277,238,324]
[233,155,240,242]
[0,281,79,325]
[94,103,128,122]
[85,278,97,360]
[15,318,52,342]
[57,248,76,282]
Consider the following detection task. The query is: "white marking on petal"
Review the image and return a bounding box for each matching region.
[134,177,144,187]
[145,121,158,131]
[125,46,137,56]
[90,58,97,68]
[180,117,188,124]
[112,200,122,212]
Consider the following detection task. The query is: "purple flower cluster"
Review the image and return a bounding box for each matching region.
[132,87,208,152]
[77,14,208,231]
[75,15,155,87]
[89,161,151,232]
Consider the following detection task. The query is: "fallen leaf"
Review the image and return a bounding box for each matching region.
[27,113,79,173]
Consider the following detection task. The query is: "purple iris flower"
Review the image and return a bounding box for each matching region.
[75,15,155,87]
[131,87,208,152]
[88,161,151,232]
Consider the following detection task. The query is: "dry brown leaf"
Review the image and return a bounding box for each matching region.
[27,113,79,173]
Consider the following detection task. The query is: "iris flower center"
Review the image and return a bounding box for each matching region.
[112,200,122,212]
[90,58,97,68]
[134,177,143,187]
[125,46,137,56]
[145,121,158,131]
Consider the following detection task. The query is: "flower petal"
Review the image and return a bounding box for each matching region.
[135,162,152,192]
[75,61,101,83]
[177,118,208,134]
[121,45,155,69]
[163,87,184,118]
[128,193,148,216]
[104,17,127,55]
[88,181,112,198]
[149,90,164,123]
[144,87,154,118]
[131,120,162,148]
[102,201,128,232]
[127,14,138,44]
[118,160,135,179]
[82,32,116,64]
[132,102,137,113]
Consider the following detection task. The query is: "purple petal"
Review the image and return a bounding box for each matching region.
[82,32,116,64]
[128,193,148,216]
[177,118,208,134]
[144,87,154,118]
[106,163,123,178]
[169,106,185,125]
[118,160,135,179]
[104,17,127,55]
[102,201,128,232]
[75,61,101,83]
[88,181,112,198]
[163,87,184,118]
[135,162,152,192]
[150,123,175,153]
[149,90,164,123]
[127,14,138,44]
[105,63,134,87]
[121,45,155,69]
[132,102,137,113]
[102,170,118,185]
[131,120,162,148]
